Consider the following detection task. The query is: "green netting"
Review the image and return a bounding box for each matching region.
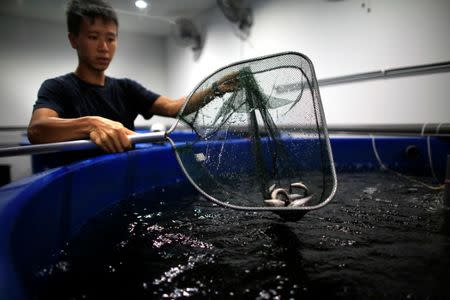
[170,52,336,218]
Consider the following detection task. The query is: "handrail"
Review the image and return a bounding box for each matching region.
[0,132,166,157]
[0,127,27,131]
[318,61,450,86]
[327,123,450,136]
[218,123,450,137]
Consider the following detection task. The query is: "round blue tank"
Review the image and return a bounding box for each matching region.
[0,135,448,299]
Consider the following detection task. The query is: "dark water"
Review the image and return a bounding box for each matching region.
[32,172,450,299]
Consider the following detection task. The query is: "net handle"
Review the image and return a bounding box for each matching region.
[0,132,166,157]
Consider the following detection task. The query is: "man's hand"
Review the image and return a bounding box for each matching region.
[216,71,240,94]
[28,108,135,153]
[88,116,135,153]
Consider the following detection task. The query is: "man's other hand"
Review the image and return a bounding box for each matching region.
[88,116,135,153]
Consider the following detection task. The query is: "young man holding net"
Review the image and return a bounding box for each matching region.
[23,0,335,214]
[28,0,235,153]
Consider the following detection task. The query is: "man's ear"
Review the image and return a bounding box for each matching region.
[68,32,78,49]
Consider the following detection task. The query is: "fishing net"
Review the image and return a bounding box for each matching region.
[168,52,337,219]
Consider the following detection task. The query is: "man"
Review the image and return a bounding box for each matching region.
[28,0,233,153]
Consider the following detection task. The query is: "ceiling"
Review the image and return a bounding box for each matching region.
[0,0,217,36]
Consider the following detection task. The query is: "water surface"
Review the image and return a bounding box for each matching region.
[33,172,449,299]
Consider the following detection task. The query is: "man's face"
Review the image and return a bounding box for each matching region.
[70,17,118,72]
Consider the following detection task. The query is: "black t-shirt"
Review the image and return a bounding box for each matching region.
[34,73,160,130]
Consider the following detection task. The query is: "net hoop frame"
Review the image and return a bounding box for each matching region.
[167,51,338,212]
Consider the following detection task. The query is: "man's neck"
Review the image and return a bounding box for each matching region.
[74,66,106,86]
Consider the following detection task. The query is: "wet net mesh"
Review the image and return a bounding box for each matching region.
[172,52,336,211]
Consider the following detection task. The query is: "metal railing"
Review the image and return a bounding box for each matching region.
[318,61,450,86]
[327,123,450,136]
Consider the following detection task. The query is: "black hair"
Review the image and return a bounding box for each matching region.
[66,0,118,35]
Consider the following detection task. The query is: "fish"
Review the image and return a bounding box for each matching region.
[264,194,314,207]
[264,182,313,208]
[289,182,309,196]
[264,199,286,207]
[288,195,314,207]
[271,188,290,201]
[264,186,314,207]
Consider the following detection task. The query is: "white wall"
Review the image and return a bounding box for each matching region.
[0,15,168,128]
[2,0,449,129]
[167,0,450,125]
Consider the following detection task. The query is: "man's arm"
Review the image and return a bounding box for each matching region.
[28,108,135,153]
[148,96,185,118]
[149,72,239,118]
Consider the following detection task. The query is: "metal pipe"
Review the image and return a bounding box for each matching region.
[327,123,450,136]
[318,61,450,86]
[0,126,27,131]
[207,123,450,137]
[0,132,166,157]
